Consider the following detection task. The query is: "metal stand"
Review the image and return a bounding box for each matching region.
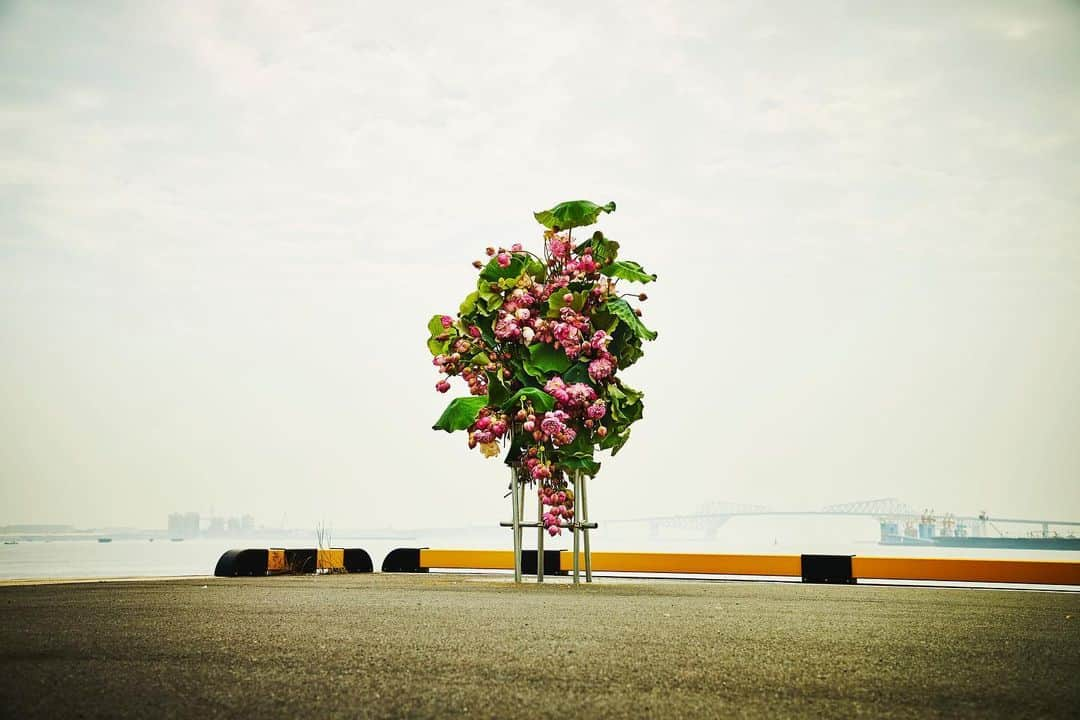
[572,473,580,585]
[579,472,592,583]
[537,482,545,583]
[510,466,522,584]
[502,468,597,585]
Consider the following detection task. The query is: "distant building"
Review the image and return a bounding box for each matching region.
[227,516,241,532]
[184,512,200,537]
[241,514,255,532]
[169,512,201,539]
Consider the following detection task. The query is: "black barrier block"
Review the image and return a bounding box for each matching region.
[284,549,317,574]
[214,549,269,577]
[521,550,564,576]
[801,554,855,584]
[343,548,373,573]
[381,547,427,573]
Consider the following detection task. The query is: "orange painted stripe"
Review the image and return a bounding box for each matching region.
[415,549,1080,586]
[560,551,802,576]
[420,549,516,570]
[852,557,1080,585]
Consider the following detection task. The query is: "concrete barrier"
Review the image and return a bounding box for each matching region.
[214,548,373,577]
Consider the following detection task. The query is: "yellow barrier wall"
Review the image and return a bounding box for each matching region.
[852,557,1080,585]
[317,549,345,571]
[411,548,1079,585]
[560,551,802,576]
[267,549,286,573]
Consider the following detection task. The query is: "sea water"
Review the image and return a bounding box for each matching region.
[1,515,1076,582]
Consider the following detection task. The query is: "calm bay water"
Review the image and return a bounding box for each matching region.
[2,515,1076,583]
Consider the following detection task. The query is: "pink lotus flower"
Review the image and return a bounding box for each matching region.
[540,414,564,436]
[548,236,570,261]
[496,252,511,267]
[440,315,453,328]
[588,356,614,382]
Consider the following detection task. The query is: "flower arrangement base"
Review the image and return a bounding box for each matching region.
[501,469,597,584]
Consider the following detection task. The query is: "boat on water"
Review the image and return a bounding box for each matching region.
[880,534,1080,551]
[170,538,184,542]
[880,514,1080,551]
[3,541,16,545]
[97,538,112,543]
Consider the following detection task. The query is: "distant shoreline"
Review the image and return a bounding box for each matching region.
[0,575,211,588]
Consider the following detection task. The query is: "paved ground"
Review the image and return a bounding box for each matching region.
[1,574,1077,719]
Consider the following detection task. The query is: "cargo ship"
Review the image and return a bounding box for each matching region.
[879,513,1080,551]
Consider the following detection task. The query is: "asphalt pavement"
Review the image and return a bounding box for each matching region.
[1,574,1077,718]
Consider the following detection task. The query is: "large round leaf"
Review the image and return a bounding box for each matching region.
[432,396,488,432]
[534,200,616,230]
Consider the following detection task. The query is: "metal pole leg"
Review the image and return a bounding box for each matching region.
[580,473,592,583]
[511,469,522,583]
[517,478,526,580]
[537,483,545,584]
[571,472,580,585]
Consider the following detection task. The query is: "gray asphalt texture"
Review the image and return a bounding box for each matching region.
[1,574,1077,719]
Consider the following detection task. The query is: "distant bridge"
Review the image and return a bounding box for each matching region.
[614,497,1080,540]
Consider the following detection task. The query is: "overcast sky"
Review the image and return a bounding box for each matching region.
[1,1,1078,530]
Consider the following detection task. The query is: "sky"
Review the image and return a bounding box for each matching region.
[1,1,1078,531]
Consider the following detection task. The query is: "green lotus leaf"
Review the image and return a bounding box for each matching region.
[562,361,592,386]
[546,290,587,318]
[479,254,525,282]
[533,200,616,230]
[605,297,658,342]
[432,395,488,432]
[527,342,572,374]
[599,427,631,456]
[561,455,601,476]
[610,324,644,369]
[485,371,511,407]
[501,387,555,414]
[427,314,452,337]
[459,291,479,316]
[601,260,656,284]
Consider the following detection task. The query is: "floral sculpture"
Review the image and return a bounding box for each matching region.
[427,200,657,537]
